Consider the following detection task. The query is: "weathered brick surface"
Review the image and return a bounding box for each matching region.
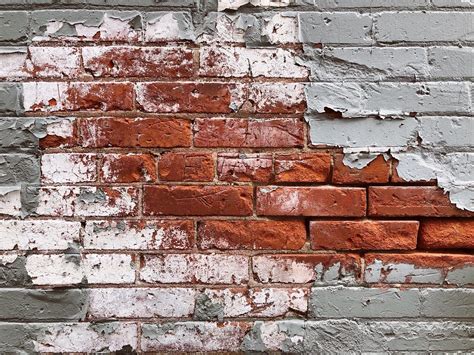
[0,2,472,353]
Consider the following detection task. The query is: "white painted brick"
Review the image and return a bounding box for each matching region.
[298,12,373,44]
[0,220,80,250]
[83,220,193,250]
[25,254,85,285]
[140,254,249,284]
[0,187,21,217]
[144,12,195,42]
[35,186,138,217]
[262,13,299,44]
[0,48,28,78]
[297,0,429,7]
[252,255,359,284]
[41,153,97,183]
[34,322,138,352]
[306,82,471,117]
[141,322,250,352]
[84,254,136,284]
[203,288,308,318]
[199,47,307,78]
[89,288,196,318]
[27,47,81,78]
[432,0,473,7]
[375,12,474,42]
[197,12,259,43]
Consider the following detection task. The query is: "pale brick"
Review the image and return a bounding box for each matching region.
[0,48,28,78]
[140,254,249,284]
[25,254,85,285]
[0,187,21,217]
[27,47,81,78]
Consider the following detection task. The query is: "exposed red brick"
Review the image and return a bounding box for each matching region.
[257,186,366,217]
[194,118,304,148]
[217,153,273,183]
[143,185,253,216]
[198,220,306,250]
[369,186,473,217]
[65,82,134,111]
[311,220,419,250]
[101,154,157,183]
[79,117,191,148]
[333,154,390,184]
[83,47,193,78]
[420,220,474,249]
[274,153,331,183]
[136,83,245,113]
[159,152,215,182]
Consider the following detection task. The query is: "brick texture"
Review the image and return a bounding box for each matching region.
[0,1,472,353]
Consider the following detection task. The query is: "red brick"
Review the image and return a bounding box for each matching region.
[82,46,193,78]
[194,118,304,148]
[143,185,253,216]
[248,83,306,113]
[217,153,273,183]
[159,152,214,182]
[198,220,306,250]
[39,119,78,149]
[310,221,419,251]
[420,220,474,249]
[136,82,245,113]
[369,186,473,217]
[257,186,366,217]
[274,153,331,183]
[252,254,361,283]
[79,117,191,148]
[24,82,134,112]
[101,154,157,183]
[333,154,390,184]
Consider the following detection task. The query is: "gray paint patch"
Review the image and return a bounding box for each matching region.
[0,83,23,116]
[0,288,88,321]
[0,154,40,185]
[194,292,225,321]
[0,12,28,42]
[0,256,32,286]
[242,319,474,352]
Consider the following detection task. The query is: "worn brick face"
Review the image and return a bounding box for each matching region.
[1,2,472,353]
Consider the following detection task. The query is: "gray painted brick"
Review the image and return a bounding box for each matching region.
[242,320,474,352]
[375,12,474,42]
[418,117,474,147]
[301,46,429,81]
[0,289,88,321]
[421,288,474,318]
[428,47,474,79]
[0,12,28,42]
[309,287,474,319]
[298,12,373,44]
[0,83,23,116]
[309,287,422,318]
[295,0,429,8]
[0,118,46,149]
[57,0,195,6]
[305,82,471,117]
[0,154,39,184]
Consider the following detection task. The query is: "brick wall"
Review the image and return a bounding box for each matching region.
[0,0,473,352]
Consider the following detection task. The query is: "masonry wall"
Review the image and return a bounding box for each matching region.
[0,0,473,352]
